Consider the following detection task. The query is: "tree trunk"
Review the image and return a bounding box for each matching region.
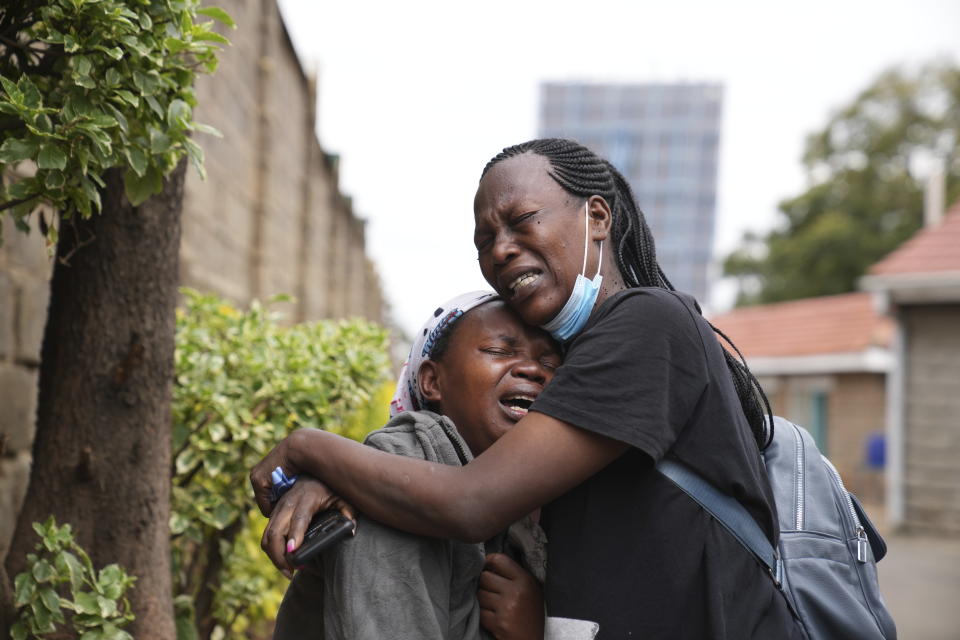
[3,160,187,639]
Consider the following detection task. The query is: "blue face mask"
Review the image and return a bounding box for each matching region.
[541,202,603,342]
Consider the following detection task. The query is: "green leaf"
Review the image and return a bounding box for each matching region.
[14,572,36,606]
[145,94,164,118]
[77,146,91,174]
[45,170,66,189]
[0,76,24,104]
[64,93,95,120]
[164,37,189,54]
[192,30,230,46]
[197,6,236,28]
[63,34,80,53]
[79,175,102,214]
[149,128,171,153]
[11,621,27,640]
[97,594,118,617]
[17,75,42,108]
[74,591,100,615]
[75,75,96,89]
[193,122,222,138]
[75,55,93,77]
[124,146,147,177]
[105,68,121,87]
[183,137,205,180]
[166,99,191,130]
[32,559,55,583]
[115,90,139,108]
[0,101,21,115]
[55,550,85,592]
[132,70,159,96]
[39,585,60,613]
[123,165,161,206]
[96,45,124,60]
[30,599,55,633]
[0,138,39,164]
[37,144,68,170]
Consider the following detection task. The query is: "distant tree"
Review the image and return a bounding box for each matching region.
[0,1,232,637]
[724,61,960,305]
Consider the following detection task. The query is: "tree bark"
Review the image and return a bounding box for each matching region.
[3,160,187,639]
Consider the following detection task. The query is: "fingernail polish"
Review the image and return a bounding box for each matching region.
[286,539,296,553]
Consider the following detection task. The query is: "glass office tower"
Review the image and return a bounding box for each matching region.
[539,82,723,303]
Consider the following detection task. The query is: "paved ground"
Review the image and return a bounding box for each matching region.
[878,531,960,640]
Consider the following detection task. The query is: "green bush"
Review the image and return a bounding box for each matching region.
[170,289,391,638]
[10,517,136,640]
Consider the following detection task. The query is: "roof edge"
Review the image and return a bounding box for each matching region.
[745,347,893,376]
[860,271,960,304]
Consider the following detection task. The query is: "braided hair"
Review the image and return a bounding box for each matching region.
[481,138,774,450]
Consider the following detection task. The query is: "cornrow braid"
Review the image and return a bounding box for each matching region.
[481,138,774,449]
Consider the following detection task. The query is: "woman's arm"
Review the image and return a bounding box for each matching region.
[251,411,628,545]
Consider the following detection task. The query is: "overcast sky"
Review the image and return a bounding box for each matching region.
[277,0,960,336]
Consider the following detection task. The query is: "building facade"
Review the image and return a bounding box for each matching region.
[711,292,893,505]
[862,201,960,535]
[539,82,723,303]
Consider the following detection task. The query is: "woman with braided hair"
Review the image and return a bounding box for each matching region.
[252,139,804,639]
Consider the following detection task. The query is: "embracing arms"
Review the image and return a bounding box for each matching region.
[252,411,628,548]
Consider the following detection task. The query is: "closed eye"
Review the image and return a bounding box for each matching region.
[540,358,560,370]
[511,210,540,225]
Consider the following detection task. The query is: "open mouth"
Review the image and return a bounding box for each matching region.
[499,394,536,420]
[506,271,541,298]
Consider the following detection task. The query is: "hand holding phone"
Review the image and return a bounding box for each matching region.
[289,510,355,568]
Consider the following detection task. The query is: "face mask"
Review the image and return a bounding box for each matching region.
[541,201,603,342]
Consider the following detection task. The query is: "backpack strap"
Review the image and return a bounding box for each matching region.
[656,459,784,587]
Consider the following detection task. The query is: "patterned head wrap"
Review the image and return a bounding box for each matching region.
[390,291,499,417]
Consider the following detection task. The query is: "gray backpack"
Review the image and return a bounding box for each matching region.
[657,416,897,639]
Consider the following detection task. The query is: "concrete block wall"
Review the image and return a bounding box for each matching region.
[181,0,383,324]
[903,305,960,535]
[180,0,261,306]
[0,213,52,560]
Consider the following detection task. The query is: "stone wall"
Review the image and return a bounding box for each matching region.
[0,0,384,561]
[902,305,960,534]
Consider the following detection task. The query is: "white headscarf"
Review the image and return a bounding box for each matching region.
[390,290,499,417]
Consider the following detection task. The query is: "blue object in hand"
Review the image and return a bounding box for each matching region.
[270,466,297,503]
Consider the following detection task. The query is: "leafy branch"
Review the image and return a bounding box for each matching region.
[0,0,236,248]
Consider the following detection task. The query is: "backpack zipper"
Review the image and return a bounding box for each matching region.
[821,454,868,563]
[791,423,805,530]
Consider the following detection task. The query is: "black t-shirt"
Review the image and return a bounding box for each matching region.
[532,288,802,639]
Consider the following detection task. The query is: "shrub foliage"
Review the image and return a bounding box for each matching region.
[170,289,391,637]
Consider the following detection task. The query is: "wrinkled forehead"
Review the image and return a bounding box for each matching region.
[474,153,557,217]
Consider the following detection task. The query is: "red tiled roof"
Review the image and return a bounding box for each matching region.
[869,202,960,276]
[710,292,893,358]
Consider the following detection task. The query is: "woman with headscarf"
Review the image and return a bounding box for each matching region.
[253,139,804,639]
[268,291,558,640]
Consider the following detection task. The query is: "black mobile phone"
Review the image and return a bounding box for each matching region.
[289,510,354,568]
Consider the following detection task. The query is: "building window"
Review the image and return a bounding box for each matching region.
[787,379,832,454]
